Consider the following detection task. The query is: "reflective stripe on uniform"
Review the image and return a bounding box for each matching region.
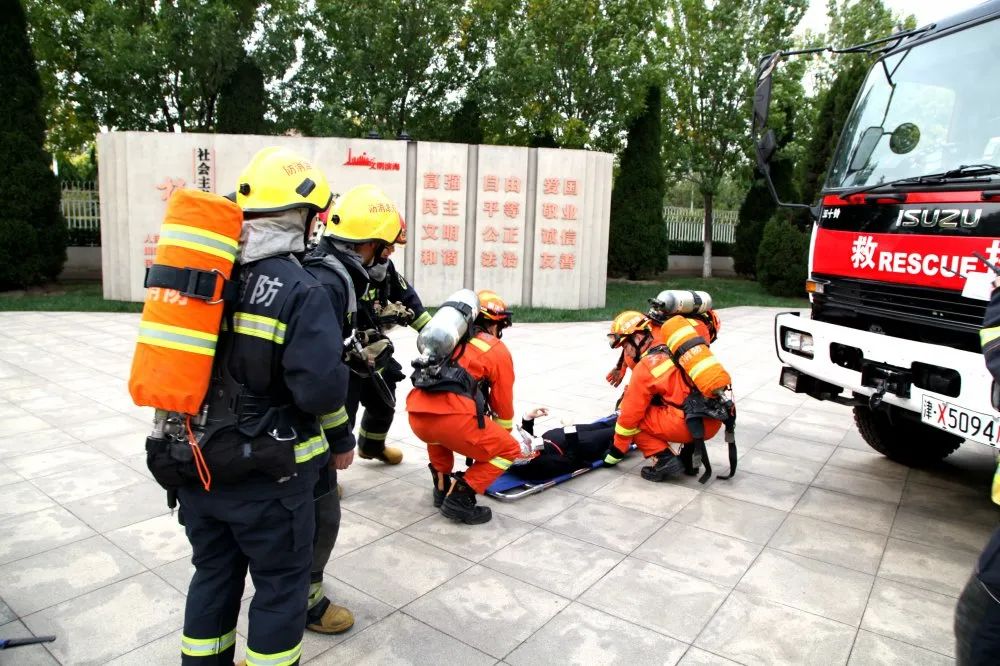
[181,630,236,657]
[233,312,287,344]
[493,416,513,429]
[159,223,239,262]
[650,358,675,378]
[320,407,348,430]
[615,423,641,437]
[982,326,1000,348]
[469,337,491,352]
[294,435,328,464]
[666,326,695,350]
[688,356,720,380]
[308,581,324,608]
[245,642,302,666]
[138,321,217,356]
[358,428,387,441]
[412,311,432,331]
[603,453,622,465]
[489,456,512,470]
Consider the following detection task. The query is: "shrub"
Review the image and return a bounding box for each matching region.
[757,216,808,297]
[669,241,732,257]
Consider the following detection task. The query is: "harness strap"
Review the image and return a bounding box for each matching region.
[145,264,238,303]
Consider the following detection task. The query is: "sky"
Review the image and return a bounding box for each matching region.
[799,0,988,35]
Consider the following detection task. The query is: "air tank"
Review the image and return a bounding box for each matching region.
[415,288,480,364]
[647,290,713,321]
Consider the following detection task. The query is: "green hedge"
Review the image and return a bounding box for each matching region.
[668,241,733,257]
[757,217,808,297]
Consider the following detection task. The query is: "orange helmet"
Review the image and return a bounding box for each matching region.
[396,212,407,245]
[608,310,652,348]
[477,290,512,331]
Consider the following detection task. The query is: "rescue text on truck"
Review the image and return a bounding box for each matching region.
[752,1,1000,467]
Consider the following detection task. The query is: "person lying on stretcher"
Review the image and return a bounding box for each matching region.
[509,407,617,481]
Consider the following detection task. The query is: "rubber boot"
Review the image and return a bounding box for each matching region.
[641,450,685,482]
[306,597,355,634]
[429,464,450,508]
[358,444,404,465]
[440,475,492,524]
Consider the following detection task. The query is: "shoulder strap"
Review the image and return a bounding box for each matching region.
[304,253,357,319]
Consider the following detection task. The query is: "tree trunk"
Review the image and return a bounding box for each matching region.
[702,191,714,278]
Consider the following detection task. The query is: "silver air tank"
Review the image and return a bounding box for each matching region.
[648,290,713,319]
[415,288,479,365]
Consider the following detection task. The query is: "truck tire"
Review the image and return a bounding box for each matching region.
[853,405,961,466]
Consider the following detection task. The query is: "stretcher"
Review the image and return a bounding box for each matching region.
[485,457,607,502]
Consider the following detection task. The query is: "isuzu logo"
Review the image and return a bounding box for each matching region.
[895,207,982,228]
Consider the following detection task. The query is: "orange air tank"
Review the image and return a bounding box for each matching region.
[659,314,731,396]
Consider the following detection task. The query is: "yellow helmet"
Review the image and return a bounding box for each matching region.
[608,310,651,348]
[325,184,402,244]
[235,147,333,214]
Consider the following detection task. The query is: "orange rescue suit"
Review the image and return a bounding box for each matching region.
[407,331,520,493]
[611,348,722,458]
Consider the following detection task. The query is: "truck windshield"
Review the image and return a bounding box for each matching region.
[827,18,1000,190]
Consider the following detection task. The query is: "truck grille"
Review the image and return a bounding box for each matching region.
[812,275,986,349]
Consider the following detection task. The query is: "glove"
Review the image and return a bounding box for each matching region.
[606,366,625,387]
[376,301,414,330]
[602,448,626,467]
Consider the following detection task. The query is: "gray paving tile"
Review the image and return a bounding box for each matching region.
[405,565,569,659]
[486,486,585,524]
[634,521,762,587]
[65,481,173,532]
[105,631,181,665]
[0,505,95,566]
[793,487,897,534]
[30,460,148,503]
[768,513,887,574]
[542,497,666,553]
[556,464,623,495]
[591,474,698,518]
[0,462,23,487]
[331,507,395,556]
[333,532,472,607]
[695,590,857,665]
[484,529,623,598]
[826,447,908,480]
[737,548,873,625]
[727,408,779,431]
[61,414,148,443]
[580,556,728,642]
[890,508,994,554]
[238,578,394,663]
[0,427,81,459]
[738,449,823,484]
[839,427,874,452]
[341,478,438,529]
[22,571,185,666]
[403,511,534,562]
[0,536,145,616]
[0,482,54,521]
[105,513,190,569]
[307,611,495,665]
[0,620,59,665]
[673,492,786,544]
[0,414,52,438]
[877,538,976,597]
[678,647,742,665]
[774,418,847,444]
[507,602,688,666]
[5,444,111,480]
[0,599,14,624]
[706,471,807,512]
[861,578,957,657]
[82,430,150,461]
[812,466,905,504]
[900,482,998,527]
[848,629,954,665]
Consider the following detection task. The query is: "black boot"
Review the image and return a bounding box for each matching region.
[641,450,685,482]
[440,475,492,524]
[429,464,449,508]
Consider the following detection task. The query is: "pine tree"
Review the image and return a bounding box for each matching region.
[0,0,66,287]
[446,97,485,145]
[608,86,667,280]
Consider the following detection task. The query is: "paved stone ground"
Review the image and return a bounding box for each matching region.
[0,307,997,665]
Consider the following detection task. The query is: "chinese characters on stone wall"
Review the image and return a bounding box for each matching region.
[419,171,464,267]
[537,177,579,271]
[478,174,523,271]
[194,147,215,192]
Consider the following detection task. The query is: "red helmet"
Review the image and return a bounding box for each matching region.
[477,290,512,330]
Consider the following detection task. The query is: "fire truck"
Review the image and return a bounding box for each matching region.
[753,2,1000,466]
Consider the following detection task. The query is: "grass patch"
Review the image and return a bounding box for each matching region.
[0,276,807,320]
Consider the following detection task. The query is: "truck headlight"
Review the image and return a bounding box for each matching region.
[781,327,814,358]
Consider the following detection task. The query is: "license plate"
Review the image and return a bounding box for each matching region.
[921,396,1000,447]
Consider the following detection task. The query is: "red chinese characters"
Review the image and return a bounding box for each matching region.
[442,199,460,216]
[422,198,438,215]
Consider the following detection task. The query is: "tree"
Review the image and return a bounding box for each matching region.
[609,86,667,279]
[660,0,807,277]
[0,0,66,287]
[757,216,808,296]
[217,57,268,135]
[445,96,485,145]
[484,0,663,151]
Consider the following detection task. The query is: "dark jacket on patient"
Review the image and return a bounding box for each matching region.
[513,416,616,480]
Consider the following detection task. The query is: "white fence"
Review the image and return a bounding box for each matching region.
[61,181,100,230]
[664,206,737,244]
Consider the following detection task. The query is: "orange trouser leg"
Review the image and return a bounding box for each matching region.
[636,405,722,457]
[408,412,520,494]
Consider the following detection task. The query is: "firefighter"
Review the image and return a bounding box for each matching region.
[178,147,346,666]
[407,290,520,524]
[351,213,431,465]
[602,310,724,481]
[300,184,402,635]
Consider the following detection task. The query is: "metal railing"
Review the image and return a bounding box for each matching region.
[664,206,737,244]
[61,181,100,231]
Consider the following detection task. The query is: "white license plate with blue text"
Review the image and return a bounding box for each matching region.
[921,396,1000,447]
